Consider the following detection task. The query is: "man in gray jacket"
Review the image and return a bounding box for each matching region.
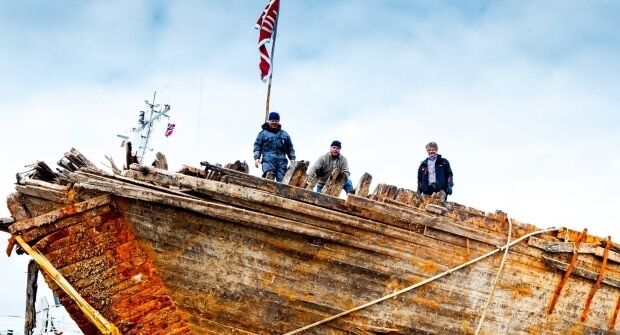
[307,140,354,194]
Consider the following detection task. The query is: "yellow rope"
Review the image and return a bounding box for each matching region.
[283,226,559,335]
[15,236,121,335]
[474,217,513,335]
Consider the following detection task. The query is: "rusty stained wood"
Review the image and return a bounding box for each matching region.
[26,203,193,335]
[120,166,554,264]
[529,236,620,264]
[355,173,372,197]
[121,167,509,254]
[15,184,68,204]
[321,168,347,197]
[134,164,351,213]
[7,158,620,334]
[282,160,309,187]
[8,195,112,234]
[542,255,620,288]
[345,194,507,247]
[75,167,616,333]
[117,194,616,335]
[24,260,38,335]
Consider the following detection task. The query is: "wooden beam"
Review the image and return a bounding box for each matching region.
[282,160,309,187]
[542,255,620,288]
[355,173,372,197]
[15,236,121,335]
[24,260,38,335]
[74,177,421,260]
[321,169,346,197]
[8,195,112,234]
[120,169,445,251]
[125,165,509,247]
[529,237,620,264]
[345,195,506,247]
[15,185,68,204]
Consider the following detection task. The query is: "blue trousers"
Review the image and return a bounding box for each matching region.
[316,179,354,194]
[261,155,288,182]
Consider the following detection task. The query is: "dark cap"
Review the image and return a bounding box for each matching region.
[330,140,341,148]
[268,112,280,121]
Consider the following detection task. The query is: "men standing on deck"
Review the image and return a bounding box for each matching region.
[307,140,355,194]
[253,112,296,182]
[417,141,453,200]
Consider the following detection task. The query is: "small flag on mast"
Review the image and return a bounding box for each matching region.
[255,0,280,82]
[165,123,175,137]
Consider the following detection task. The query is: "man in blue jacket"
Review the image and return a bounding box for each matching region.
[253,112,296,182]
[417,141,453,200]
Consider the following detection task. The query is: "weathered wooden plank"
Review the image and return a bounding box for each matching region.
[122,167,503,266]
[542,255,620,288]
[395,188,418,206]
[135,165,351,212]
[22,178,69,192]
[321,168,347,197]
[15,184,68,204]
[355,173,372,197]
[75,179,426,261]
[6,193,31,222]
[345,195,506,247]
[282,160,309,187]
[122,165,553,263]
[20,204,116,243]
[8,195,112,234]
[529,236,620,264]
[24,259,38,335]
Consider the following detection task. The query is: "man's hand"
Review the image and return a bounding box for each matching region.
[254,158,260,168]
[290,160,296,166]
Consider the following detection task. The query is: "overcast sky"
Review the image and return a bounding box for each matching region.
[1,0,619,329]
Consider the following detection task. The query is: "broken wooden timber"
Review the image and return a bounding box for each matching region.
[123,165,511,249]
[14,236,121,335]
[175,164,351,213]
[321,168,347,197]
[73,176,414,260]
[120,168,457,254]
[282,160,309,187]
[24,259,38,335]
[529,236,620,264]
[355,173,372,197]
[345,194,507,247]
[542,255,620,288]
[8,195,113,234]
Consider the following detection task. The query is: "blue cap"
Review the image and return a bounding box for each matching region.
[268,112,280,121]
[330,140,341,148]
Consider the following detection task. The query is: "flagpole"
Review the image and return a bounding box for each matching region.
[264,4,280,122]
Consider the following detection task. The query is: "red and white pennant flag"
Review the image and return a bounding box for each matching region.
[165,123,175,137]
[255,0,280,82]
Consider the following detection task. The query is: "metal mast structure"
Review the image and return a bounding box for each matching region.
[132,92,171,163]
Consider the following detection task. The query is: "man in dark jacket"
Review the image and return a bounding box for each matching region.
[253,112,296,182]
[417,141,453,200]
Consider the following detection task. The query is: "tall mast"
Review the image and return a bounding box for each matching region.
[136,91,171,163]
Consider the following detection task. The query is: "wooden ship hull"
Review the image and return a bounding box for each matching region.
[3,149,620,335]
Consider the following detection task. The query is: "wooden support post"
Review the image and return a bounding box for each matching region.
[321,169,346,197]
[580,236,612,322]
[355,173,372,197]
[282,160,309,187]
[14,236,121,335]
[547,229,588,314]
[24,260,38,335]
